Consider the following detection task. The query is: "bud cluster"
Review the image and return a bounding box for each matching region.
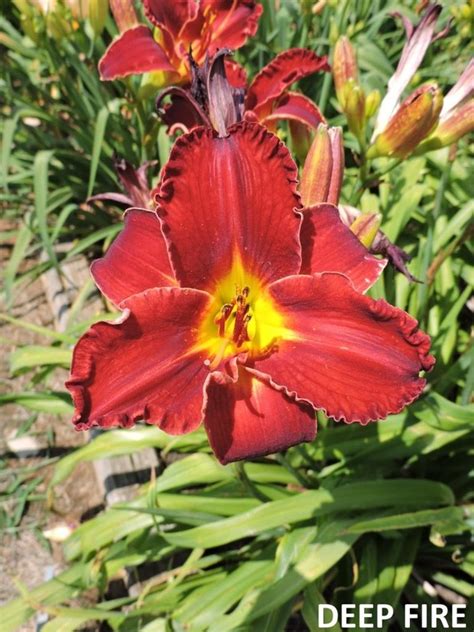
[332,37,380,143]
[332,5,473,160]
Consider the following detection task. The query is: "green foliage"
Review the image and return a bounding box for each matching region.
[1,1,472,630]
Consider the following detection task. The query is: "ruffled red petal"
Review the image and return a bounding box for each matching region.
[225,59,248,89]
[261,92,325,129]
[300,205,386,293]
[204,364,316,464]
[91,209,176,307]
[249,274,434,424]
[98,26,175,81]
[143,0,197,39]
[155,122,302,291]
[66,287,212,432]
[245,49,330,116]
[205,1,263,54]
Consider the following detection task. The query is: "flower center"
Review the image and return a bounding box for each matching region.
[196,258,294,370]
[214,285,253,349]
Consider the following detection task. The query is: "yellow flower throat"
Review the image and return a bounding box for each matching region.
[197,257,294,370]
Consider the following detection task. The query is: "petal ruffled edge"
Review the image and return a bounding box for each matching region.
[66,287,213,432]
[154,121,302,291]
[245,48,330,115]
[248,273,435,424]
[203,360,316,464]
[261,92,326,130]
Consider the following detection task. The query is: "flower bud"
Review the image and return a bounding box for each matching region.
[311,0,327,16]
[300,125,344,207]
[289,121,312,163]
[417,99,474,152]
[333,36,358,108]
[367,83,443,159]
[88,0,109,37]
[343,80,366,140]
[109,0,138,32]
[12,0,40,42]
[349,212,382,248]
[365,90,381,119]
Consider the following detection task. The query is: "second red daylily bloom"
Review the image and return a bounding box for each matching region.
[67,122,434,464]
[99,0,262,86]
[243,48,330,131]
[157,48,329,137]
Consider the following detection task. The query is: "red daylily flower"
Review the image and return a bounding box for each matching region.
[99,0,262,86]
[158,48,329,135]
[66,122,434,464]
[243,48,330,131]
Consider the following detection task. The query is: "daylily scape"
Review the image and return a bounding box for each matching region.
[67,121,434,464]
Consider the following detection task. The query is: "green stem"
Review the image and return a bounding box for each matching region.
[275,453,312,488]
[461,346,474,406]
[135,99,151,162]
[233,462,268,502]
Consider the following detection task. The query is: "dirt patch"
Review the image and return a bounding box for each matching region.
[0,223,103,623]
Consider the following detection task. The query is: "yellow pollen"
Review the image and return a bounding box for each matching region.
[196,256,295,368]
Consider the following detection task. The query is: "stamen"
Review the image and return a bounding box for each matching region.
[211,285,253,358]
[236,315,252,347]
[232,288,251,347]
[214,303,234,337]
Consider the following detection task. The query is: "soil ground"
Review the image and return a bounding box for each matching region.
[0,219,103,630]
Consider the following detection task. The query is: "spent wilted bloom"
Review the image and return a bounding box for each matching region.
[373,3,445,137]
[67,120,434,463]
[369,4,474,155]
[88,158,156,209]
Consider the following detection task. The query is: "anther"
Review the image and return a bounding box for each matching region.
[214,303,234,337]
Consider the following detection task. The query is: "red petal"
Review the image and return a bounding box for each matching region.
[245,49,330,116]
[99,26,175,81]
[205,1,263,54]
[250,274,434,424]
[66,287,212,432]
[225,58,248,89]
[155,122,302,291]
[300,205,386,293]
[262,92,326,129]
[204,365,316,464]
[144,0,197,38]
[91,209,176,306]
